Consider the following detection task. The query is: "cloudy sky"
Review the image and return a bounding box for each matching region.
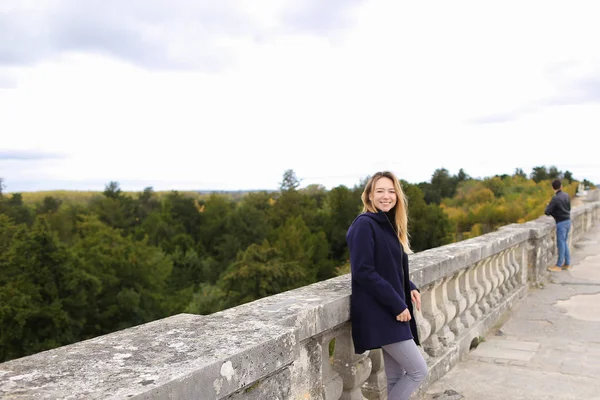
[1,0,599,192]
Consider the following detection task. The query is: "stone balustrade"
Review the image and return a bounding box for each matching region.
[1,197,599,400]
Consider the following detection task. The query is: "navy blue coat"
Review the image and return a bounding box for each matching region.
[346,211,420,354]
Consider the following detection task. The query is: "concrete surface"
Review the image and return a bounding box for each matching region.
[424,222,600,400]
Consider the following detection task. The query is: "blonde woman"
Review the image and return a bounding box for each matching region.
[346,171,428,400]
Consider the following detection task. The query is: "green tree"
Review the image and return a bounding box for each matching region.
[302,184,328,208]
[563,170,573,184]
[321,185,362,261]
[37,196,62,214]
[0,193,34,225]
[103,181,122,199]
[514,168,527,179]
[136,187,161,222]
[456,168,470,182]
[90,182,137,232]
[219,240,305,307]
[280,169,301,191]
[403,182,453,251]
[530,166,549,183]
[186,283,225,315]
[548,165,561,180]
[0,216,99,362]
[163,191,203,242]
[70,216,173,334]
[198,193,234,256]
[483,176,505,198]
[420,168,460,204]
[217,191,274,267]
[274,216,331,283]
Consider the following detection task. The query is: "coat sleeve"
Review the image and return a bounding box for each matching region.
[409,280,418,292]
[545,196,556,216]
[348,217,407,316]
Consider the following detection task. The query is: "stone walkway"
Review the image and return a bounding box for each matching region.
[423,221,600,400]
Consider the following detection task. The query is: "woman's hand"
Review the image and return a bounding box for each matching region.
[411,289,421,312]
[396,309,411,322]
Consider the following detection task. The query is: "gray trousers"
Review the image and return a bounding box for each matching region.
[382,339,428,400]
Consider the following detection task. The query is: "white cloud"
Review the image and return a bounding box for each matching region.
[1,0,599,192]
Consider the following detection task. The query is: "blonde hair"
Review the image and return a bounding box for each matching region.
[361,171,412,253]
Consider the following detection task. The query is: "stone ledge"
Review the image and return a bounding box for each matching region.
[0,277,353,400]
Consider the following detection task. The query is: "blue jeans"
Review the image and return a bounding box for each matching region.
[556,219,571,267]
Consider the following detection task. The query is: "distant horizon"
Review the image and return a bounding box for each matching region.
[2,166,594,194]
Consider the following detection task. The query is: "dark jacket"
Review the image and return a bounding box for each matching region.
[346,211,420,354]
[545,190,571,223]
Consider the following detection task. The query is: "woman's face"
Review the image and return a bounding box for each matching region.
[370,176,397,212]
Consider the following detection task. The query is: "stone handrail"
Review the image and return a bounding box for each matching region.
[1,197,599,400]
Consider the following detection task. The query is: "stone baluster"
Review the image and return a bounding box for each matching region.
[490,251,505,304]
[476,258,492,316]
[510,245,524,287]
[436,276,457,346]
[496,250,509,297]
[459,264,478,328]
[485,254,501,307]
[414,306,432,350]
[322,338,343,400]
[447,269,468,335]
[332,329,372,400]
[421,280,446,357]
[504,248,517,293]
[361,349,387,400]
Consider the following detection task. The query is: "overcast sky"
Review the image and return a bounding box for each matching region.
[1,0,599,192]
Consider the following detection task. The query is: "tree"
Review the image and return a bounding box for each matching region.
[563,170,573,184]
[37,196,62,214]
[271,187,319,231]
[186,283,225,315]
[483,176,505,198]
[103,181,122,199]
[198,193,234,261]
[530,166,549,183]
[403,182,453,251]
[70,216,173,334]
[0,177,4,196]
[302,184,327,208]
[456,168,470,182]
[0,216,99,362]
[136,187,161,221]
[420,168,456,204]
[0,193,34,225]
[90,182,137,232]
[279,169,301,191]
[548,165,561,180]
[217,191,273,264]
[273,216,334,283]
[321,185,362,261]
[219,240,305,307]
[514,168,527,179]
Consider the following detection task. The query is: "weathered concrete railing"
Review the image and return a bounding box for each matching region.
[1,197,599,400]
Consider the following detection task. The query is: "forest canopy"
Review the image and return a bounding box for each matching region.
[0,166,591,362]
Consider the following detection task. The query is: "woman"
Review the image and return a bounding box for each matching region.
[346,171,428,400]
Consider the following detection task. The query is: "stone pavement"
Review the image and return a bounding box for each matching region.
[423,221,600,400]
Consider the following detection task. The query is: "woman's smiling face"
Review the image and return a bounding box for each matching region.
[370,176,396,212]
